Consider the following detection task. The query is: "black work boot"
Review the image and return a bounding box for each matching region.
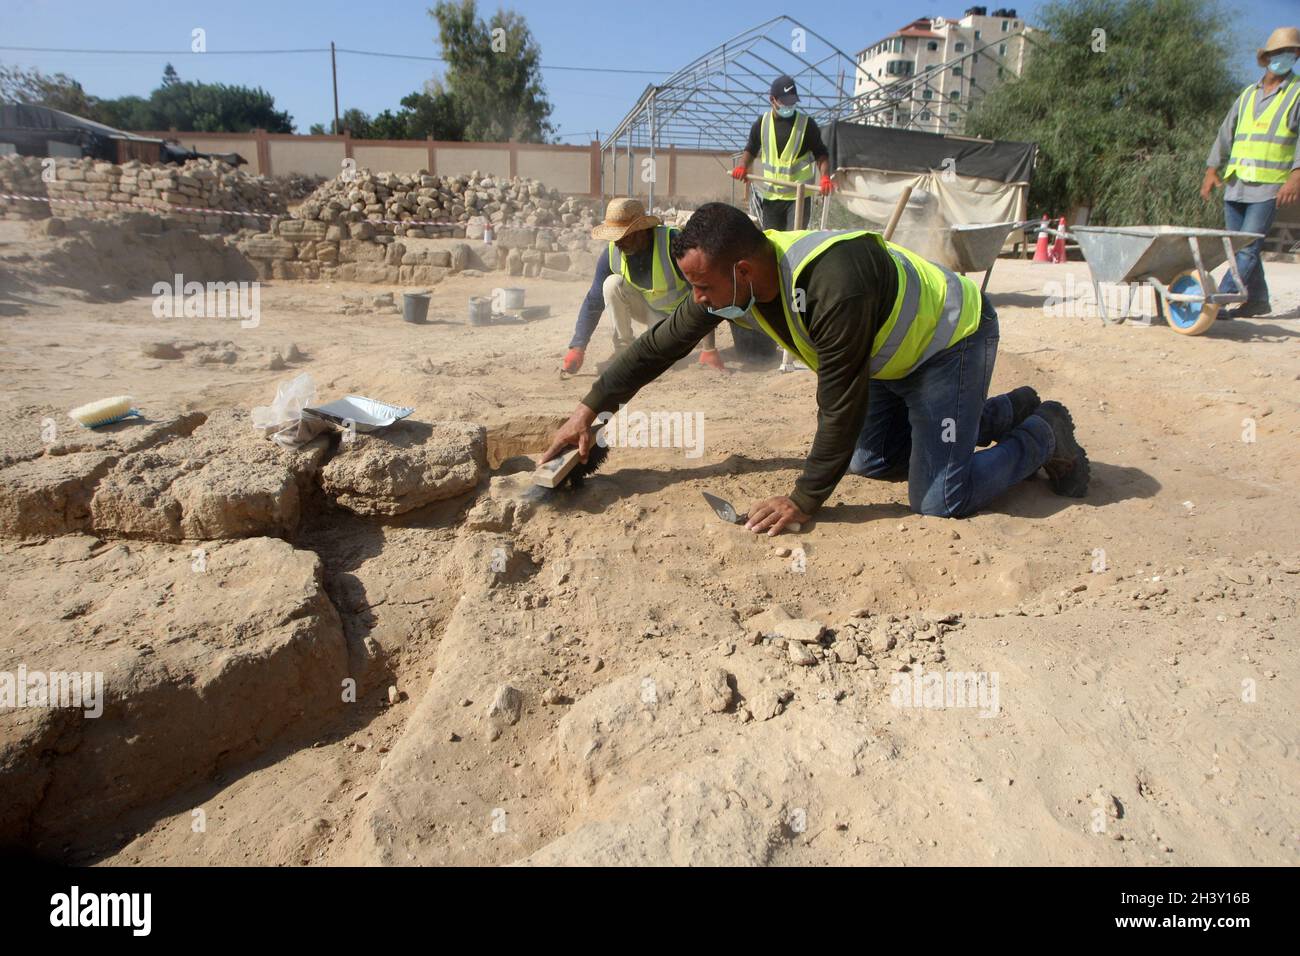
[1033,401,1090,498]
[1221,300,1271,320]
[1008,386,1041,429]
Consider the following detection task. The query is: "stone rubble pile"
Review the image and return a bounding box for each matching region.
[293,168,601,241]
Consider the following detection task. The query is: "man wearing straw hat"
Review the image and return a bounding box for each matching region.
[1201,26,1300,319]
[561,197,726,374]
[730,75,834,232]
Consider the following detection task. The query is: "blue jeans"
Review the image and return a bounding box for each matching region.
[1219,198,1276,305]
[848,298,1053,517]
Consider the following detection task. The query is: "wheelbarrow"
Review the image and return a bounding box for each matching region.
[950,219,1037,293]
[1071,225,1265,335]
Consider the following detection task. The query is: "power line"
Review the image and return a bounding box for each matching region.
[0,44,672,75]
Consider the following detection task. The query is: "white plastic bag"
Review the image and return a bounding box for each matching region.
[251,372,322,447]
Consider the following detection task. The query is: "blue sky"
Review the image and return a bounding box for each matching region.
[2,0,1292,142]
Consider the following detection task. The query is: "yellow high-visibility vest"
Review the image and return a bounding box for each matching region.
[1224,75,1300,185]
[753,110,816,201]
[732,229,982,379]
[608,225,691,313]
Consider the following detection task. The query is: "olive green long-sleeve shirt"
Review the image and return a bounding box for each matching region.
[581,234,898,515]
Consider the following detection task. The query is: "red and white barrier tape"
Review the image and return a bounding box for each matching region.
[0,192,467,229]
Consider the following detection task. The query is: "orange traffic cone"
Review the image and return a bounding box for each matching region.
[1049,217,1067,263]
[1032,216,1051,263]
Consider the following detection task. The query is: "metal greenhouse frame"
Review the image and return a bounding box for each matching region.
[599,16,1037,206]
[599,16,863,207]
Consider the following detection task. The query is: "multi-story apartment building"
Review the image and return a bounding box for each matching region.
[852,6,1034,133]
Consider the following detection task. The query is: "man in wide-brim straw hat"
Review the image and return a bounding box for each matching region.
[1202,26,1300,319]
[560,197,725,374]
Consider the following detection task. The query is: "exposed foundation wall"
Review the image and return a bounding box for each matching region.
[1,155,287,229]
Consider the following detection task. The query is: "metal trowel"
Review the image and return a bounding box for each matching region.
[702,491,801,533]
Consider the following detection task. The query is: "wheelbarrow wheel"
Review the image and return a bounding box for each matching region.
[1165,270,1220,336]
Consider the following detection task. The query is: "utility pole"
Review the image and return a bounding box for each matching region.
[331,41,340,136]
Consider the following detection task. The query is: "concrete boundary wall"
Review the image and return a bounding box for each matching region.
[137,131,734,204]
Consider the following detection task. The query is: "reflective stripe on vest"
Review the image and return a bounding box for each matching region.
[1225,76,1300,184]
[739,229,981,379]
[753,111,815,200]
[608,225,691,313]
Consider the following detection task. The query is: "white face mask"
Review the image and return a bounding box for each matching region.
[1267,51,1298,76]
[706,261,755,320]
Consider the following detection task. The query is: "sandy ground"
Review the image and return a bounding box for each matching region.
[0,218,1297,865]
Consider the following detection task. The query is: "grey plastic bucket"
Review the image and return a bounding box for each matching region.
[496,287,525,310]
[402,292,431,324]
[468,296,492,326]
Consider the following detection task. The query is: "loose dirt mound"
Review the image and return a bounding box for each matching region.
[0,215,255,302]
[0,409,206,538]
[0,535,347,849]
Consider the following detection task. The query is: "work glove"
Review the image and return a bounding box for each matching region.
[730,165,748,181]
[561,347,585,374]
[819,175,834,196]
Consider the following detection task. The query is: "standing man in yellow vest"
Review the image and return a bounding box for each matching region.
[562,198,725,374]
[542,203,1089,533]
[1201,26,1300,318]
[731,75,833,231]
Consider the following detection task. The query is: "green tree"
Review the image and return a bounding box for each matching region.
[430,0,554,142]
[395,82,465,140]
[966,0,1242,225]
[0,64,95,115]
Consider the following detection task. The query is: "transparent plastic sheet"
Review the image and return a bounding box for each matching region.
[250,372,330,448]
[821,168,1028,270]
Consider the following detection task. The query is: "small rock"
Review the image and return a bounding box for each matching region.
[868,627,895,653]
[1091,787,1123,819]
[774,547,791,558]
[589,657,605,673]
[773,618,825,644]
[788,641,817,666]
[831,640,859,663]
[387,685,400,705]
[541,687,561,706]
[700,667,733,713]
[487,684,523,727]
[141,341,182,360]
[750,689,785,721]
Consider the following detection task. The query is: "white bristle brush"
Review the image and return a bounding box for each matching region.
[68,395,141,429]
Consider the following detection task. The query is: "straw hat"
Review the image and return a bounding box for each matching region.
[591,197,661,241]
[1257,26,1300,65]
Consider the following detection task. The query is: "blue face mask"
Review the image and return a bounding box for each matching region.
[1268,51,1298,76]
[706,262,755,320]
[775,105,796,119]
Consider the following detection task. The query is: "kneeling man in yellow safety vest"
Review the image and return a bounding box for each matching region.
[543,203,1089,534]
[561,198,725,374]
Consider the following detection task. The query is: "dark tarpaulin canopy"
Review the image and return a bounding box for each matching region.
[0,105,243,166]
[826,119,1036,184]
[0,104,164,159]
